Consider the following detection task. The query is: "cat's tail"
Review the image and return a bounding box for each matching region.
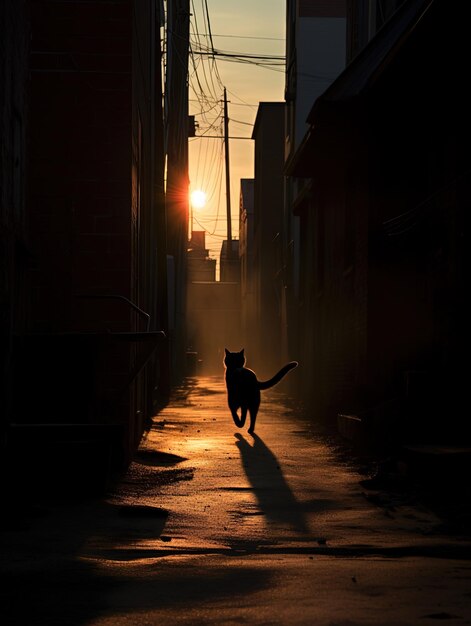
[258,361,298,390]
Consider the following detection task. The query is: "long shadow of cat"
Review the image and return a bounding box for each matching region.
[234,433,309,534]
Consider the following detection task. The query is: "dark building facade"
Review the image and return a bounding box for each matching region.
[220,239,240,284]
[187,231,216,282]
[251,102,285,376]
[1,0,30,444]
[2,1,168,484]
[287,0,468,444]
[239,179,255,353]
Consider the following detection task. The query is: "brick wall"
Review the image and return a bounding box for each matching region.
[27,0,133,333]
[1,1,29,425]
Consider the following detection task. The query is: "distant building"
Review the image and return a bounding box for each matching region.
[186,232,240,374]
[220,239,240,283]
[186,280,242,375]
[239,179,255,351]
[188,231,216,282]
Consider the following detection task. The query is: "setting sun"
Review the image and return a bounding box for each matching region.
[190,189,207,210]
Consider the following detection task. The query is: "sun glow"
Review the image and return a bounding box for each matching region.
[190,189,207,210]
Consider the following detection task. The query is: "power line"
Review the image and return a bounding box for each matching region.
[210,51,285,61]
[199,32,285,41]
[190,98,258,107]
[202,0,225,90]
[192,46,285,62]
[231,118,254,126]
[190,135,252,139]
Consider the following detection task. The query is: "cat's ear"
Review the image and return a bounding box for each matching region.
[240,348,245,355]
[224,348,229,356]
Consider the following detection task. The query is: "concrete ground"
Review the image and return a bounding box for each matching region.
[1,375,471,625]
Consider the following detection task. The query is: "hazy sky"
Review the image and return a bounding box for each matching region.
[187,0,286,272]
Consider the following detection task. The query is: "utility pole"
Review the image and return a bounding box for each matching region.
[223,87,233,259]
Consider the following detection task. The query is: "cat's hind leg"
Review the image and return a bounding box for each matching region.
[248,404,259,434]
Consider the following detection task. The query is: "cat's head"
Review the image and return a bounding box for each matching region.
[224,348,246,369]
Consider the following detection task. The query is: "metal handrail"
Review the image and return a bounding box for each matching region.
[78,294,151,332]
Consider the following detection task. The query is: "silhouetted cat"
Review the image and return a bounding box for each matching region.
[224,348,298,434]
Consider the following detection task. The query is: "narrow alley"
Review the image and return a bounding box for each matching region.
[2,376,471,625]
[2,2,470,624]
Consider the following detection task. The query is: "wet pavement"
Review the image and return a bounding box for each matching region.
[1,375,471,625]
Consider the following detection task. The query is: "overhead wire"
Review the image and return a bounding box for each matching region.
[187,0,284,245]
[187,0,225,243]
[190,0,219,102]
[198,32,285,41]
[202,0,225,90]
